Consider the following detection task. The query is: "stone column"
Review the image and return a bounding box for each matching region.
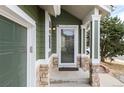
[36,63,50,87]
[53,56,58,68]
[90,64,100,86]
[81,55,90,71]
[90,12,101,86]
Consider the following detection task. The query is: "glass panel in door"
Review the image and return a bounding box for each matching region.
[61,29,74,63]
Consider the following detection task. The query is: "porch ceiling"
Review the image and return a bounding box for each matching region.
[62,5,95,20]
[62,5,110,20]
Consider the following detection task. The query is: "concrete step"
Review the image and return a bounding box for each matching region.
[50,78,90,87]
[50,68,90,87]
[50,78,89,83]
[50,82,90,87]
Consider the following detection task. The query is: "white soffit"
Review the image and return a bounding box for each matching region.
[62,5,111,20]
[40,5,111,19]
[39,5,60,16]
[62,5,95,20]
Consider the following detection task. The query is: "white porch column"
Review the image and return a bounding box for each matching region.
[90,8,101,86]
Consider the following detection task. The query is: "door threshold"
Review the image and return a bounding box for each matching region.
[59,67,78,71]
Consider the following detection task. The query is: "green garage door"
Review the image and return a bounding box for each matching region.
[0,15,27,87]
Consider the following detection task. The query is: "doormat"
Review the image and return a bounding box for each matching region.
[59,67,78,71]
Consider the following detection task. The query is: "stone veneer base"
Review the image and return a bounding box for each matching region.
[90,64,100,87]
[36,64,49,87]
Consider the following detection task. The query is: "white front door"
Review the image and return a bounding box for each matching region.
[57,25,78,68]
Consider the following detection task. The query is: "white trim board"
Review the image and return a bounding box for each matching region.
[91,14,101,64]
[45,11,52,62]
[57,25,78,68]
[0,5,36,87]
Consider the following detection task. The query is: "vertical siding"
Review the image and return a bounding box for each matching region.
[90,22,92,58]
[19,6,45,59]
[94,20,98,58]
[51,9,82,53]
[83,28,86,54]
[79,27,81,53]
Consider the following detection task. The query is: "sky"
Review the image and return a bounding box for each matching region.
[111,5,124,21]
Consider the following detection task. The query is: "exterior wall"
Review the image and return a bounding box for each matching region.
[19,5,45,59]
[51,9,82,53]
[19,7,82,59]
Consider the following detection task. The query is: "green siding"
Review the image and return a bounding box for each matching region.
[51,28,56,53]
[19,5,45,59]
[0,15,27,87]
[51,9,82,53]
[94,20,98,58]
[83,29,85,53]
[79,28,81,53]
[90,22,92,58]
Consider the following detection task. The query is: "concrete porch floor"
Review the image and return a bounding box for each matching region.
[50,68,91,87]
[49,67,124,87]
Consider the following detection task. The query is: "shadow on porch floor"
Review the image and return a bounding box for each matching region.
[50,68,90,87]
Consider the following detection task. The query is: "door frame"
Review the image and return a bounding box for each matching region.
[0,5,36,87]
[57,25,78,68]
